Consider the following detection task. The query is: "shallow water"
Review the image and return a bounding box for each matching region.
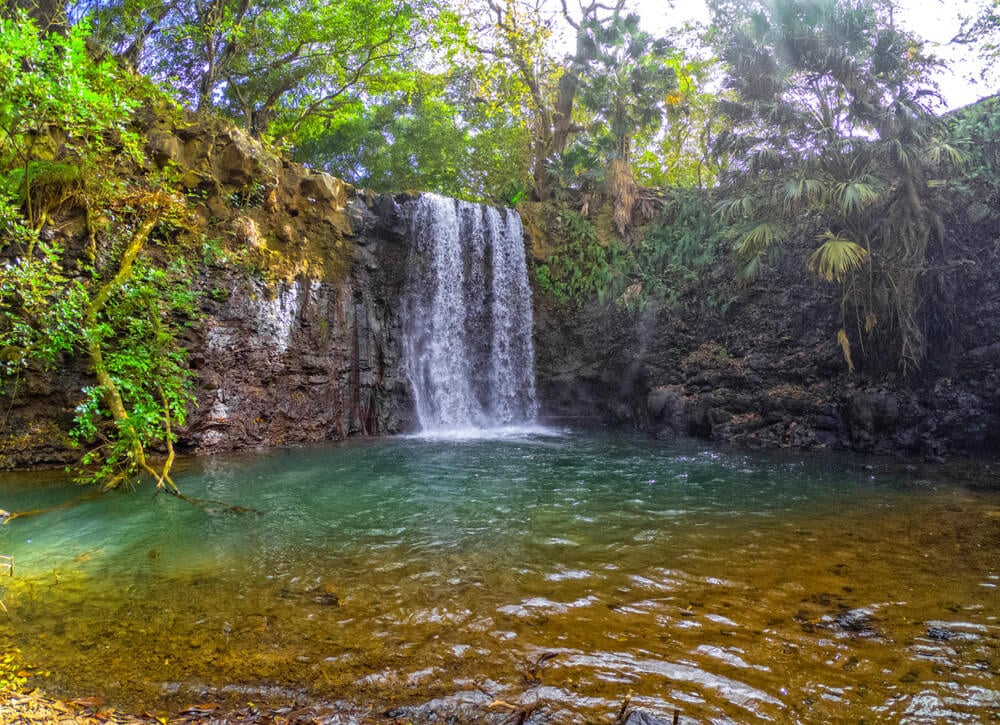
[0,430,998,721]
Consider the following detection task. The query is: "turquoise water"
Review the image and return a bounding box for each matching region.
[0,430,997,721]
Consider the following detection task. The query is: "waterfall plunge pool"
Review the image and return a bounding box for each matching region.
[0,430,998,722]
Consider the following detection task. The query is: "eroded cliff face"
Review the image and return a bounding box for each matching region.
[0,105,420,470]
[530,229,1000,462]
[185,211,417,455]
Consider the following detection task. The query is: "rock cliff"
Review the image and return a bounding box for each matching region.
[3,103,998,472]
[0,105,420,470]
[530,228,1000,462]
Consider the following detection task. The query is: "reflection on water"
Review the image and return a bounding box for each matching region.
[0,431,998,721]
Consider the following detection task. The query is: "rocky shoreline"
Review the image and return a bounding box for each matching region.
[0,686,680,724]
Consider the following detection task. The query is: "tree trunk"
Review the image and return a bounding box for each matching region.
[551,65,579,157]
[83,214,179,492]
[608,136,636,237]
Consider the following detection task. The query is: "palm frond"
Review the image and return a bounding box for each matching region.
[807,232,869,282]
[715,193,756,221]
[834,178,881,215]
[733,220,783,258]
[780,177,823,208]
[837,327,855,373]
[888,138,918,170]
[739,253,762,283]
[922,140,968,169]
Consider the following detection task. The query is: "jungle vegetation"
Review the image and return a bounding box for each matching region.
[1,0,999,489]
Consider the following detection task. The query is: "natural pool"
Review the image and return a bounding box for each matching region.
[0,430,997,722]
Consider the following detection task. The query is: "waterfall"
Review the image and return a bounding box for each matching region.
[403,193,538,432]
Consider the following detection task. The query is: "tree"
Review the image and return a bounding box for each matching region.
[573,10,677,235]
[467,0,626,201]
[711,0,962,373]
[291,68,532,202]
[78,0,446,139]
[632,41,728,190]
[953,0,1000,94]
[2,0,66,31]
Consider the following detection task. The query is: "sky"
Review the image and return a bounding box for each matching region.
[626,0,993,110]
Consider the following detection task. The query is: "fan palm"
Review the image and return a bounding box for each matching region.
[711,0,960,374]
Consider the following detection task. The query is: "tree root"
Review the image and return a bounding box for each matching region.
[154,486,262,515]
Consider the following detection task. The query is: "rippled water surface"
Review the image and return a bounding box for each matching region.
[0,430,998,721]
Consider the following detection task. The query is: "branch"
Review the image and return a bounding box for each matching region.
[285,33,402,136]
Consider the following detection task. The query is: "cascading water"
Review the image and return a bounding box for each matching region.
[403,193,538,432]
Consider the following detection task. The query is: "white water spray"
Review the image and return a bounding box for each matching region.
[403,194,538,433]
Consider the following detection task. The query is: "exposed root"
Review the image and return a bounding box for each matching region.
[155,486,262,515]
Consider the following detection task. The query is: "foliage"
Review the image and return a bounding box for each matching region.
[293,73,532,202]
[532,206,631,305]
[0,12,139,226]
[60,0,728,205]
[533,190,722,309]
[79,0,453,139]
[632,40,729,189]
[944,93,1000,230]
[2,189,200,490]
[0,210,83,384]
[465,0,634,202]
[631,189,723,304]
[953,0,1000,93]
[711,0,962,374]
[70,255,198,488]
[572,10,678,235]
[0,16,199,491]
[575,12,676,156]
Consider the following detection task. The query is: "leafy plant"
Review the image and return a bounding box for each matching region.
[532,206,632,305]
[0,16,201,492]
[69,255,198,489]
[0,13,139,226]
[632,189,722,305]
[710,0,962,374]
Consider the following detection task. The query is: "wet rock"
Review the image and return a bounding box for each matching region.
[312,593,340,607]
[827,607,880,638]
[623,710,673,725]
[926,627,954,641]
[646,387,672,418]
[145,131,183,167]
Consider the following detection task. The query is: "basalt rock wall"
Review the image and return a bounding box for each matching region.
[185,197,418,456]
[530,229,1000,462]
[0,106,420,470]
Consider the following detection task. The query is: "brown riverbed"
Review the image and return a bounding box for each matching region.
[0,435,997,722]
